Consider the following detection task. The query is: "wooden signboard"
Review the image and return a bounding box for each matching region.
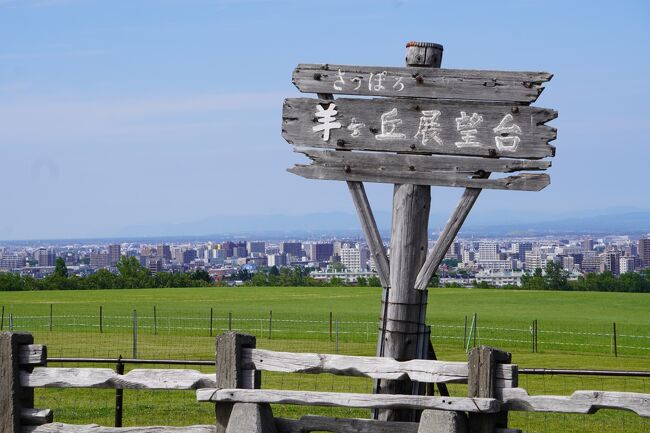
[281,41,558,422]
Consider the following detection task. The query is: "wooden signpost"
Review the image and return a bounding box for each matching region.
[281,41,557,421]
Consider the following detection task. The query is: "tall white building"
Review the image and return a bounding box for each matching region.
[619,256,635,274]
[340,244,369,271]
[478,242,498,262]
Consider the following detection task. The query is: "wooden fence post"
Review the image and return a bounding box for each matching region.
[468,346,512,433]
[215,331,260,433]
[1,332,35,433]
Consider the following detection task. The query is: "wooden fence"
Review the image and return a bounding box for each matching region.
[1,331,649,433]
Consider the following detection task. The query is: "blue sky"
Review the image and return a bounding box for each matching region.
[0,0,648,240]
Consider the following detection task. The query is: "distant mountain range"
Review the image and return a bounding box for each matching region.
[114,208,650,240]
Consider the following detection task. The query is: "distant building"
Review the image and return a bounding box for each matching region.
[280,242,302,258]
[340,244,369,271]
[619,256,636,274]
[475,270,524,287]
[35,248,56,267]
[147,257,163,275]
[581,252,600,273]
[445,242,461,260]
[600,251,620,276]
[639,238,650,269]
[512,242,533,260]
[247,241,266,255]
[267,253,287,267]
[108,244,121,266]
[158,244,172,261]
[90,252,109,268]
[478,242,498,262]
[182,249,197,264]
[524,251,544,271]
[308,243,334,262]
[0,255,26,271]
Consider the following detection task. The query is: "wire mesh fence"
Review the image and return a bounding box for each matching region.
[4,307,648,359]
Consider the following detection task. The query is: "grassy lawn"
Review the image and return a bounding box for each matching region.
[2,286,649,432]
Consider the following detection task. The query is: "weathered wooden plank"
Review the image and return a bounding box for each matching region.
[242,348,467,383]
[289,165,550,191]
[20,408,52,426]
[347,181,390,288]
[283,97,557,159]
[274,415,418,433]
[21,368,216,390]
[197,388,500,413]
[297,148,551,173]
[499,388,650,418]
[18,345,47,367]
[293,64,551,103]
[242,348,515,382]
[23,424,215,433]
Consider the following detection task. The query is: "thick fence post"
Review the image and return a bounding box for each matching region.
[215,332,260,433]
[468,346,512,433]
[114,356,124,427]
[1,332,35,433]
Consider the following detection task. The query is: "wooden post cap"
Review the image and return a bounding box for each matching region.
[405,41,443,68]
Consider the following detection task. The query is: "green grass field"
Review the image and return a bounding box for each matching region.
[2,286,650,432]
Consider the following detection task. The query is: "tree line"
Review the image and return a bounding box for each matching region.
[0,257,211,291]
[472,261,650,293]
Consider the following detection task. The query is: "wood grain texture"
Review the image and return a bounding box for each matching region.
[19,345,47,367]
[23,424,215,433]
[296,148,551,173]
[21,368,216,390]
[274,415,417,433]
[292,64,551,103]
[499,388,650,418]
[346,181,390,287]
[215,332,258,433]
[242,348,468,383]
[20,408,52,426]
[1,332,34,433]
[289,165,549,192]
[283,97,557,160]
[196,388,500,413]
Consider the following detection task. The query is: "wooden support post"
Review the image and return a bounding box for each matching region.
[468,346,512,433]
[375,42,440,422]
[215,332,260,433]
[1,332,35,433]
[114,356,124,428]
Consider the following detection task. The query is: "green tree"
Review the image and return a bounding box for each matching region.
[54,257,68,278]
[544,261,569,290]
[190,269,211,284]
[356,277,367,286]
[521,268,546,290]
[116,256,152,288]
[367,276,381,287]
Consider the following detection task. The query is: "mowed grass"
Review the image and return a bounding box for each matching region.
[2,286,650,432]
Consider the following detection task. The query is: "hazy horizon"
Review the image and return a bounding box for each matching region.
[1,0,648,240]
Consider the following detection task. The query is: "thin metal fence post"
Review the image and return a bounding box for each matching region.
[463,315,467,349]
[209,308,213,337]
[132,309,137,359]
[49,303,53,332]
[115,356,124,427]
[473,313,477,348]
[531,320,535,353]
[329,311,333,342]
[1,305,4,330]
[99,306,103,333]
[9,313,13,331]
[268,310,272,340]
[228,312,232,331]
[154,305,158,336]
[613,322,618,357]
[535,320,538,353]
[335,319,339,353]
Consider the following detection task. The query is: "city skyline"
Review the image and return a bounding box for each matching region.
[1,0,649,240]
